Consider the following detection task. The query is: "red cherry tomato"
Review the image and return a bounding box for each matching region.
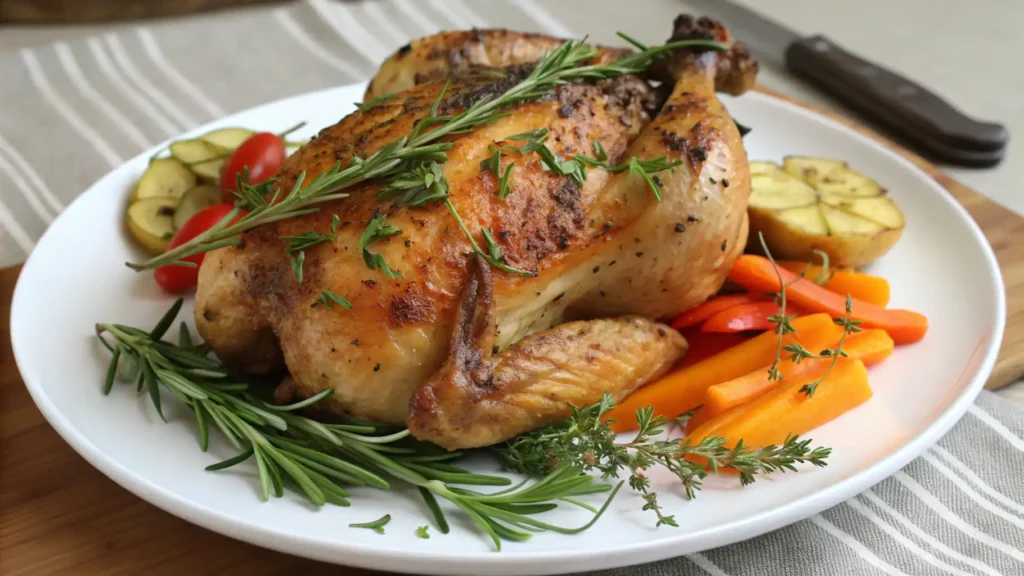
[219,132,286,198]
[154,204,244,293]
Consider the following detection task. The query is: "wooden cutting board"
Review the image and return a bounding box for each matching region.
[1,87,1022,575]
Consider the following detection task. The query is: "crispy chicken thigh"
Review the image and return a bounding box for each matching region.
[195,16,757,449]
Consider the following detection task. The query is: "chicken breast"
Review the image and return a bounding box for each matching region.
[195,15,757,449]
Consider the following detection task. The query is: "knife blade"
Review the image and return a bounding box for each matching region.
[685,0,1009,167]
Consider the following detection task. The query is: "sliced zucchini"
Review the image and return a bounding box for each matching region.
[132,158,196,202]
[174,185,221,229]
[201,128,254,150]
[127,197,177,253]
[169,139,230,180]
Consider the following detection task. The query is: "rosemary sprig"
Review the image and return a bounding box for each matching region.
[377,161,450,207]
[281,214,340,253]
[96,300,622,550]
[350,514,391,534]
[355,93,397,112]
[282,214,340,282]
[480,147,515,200]
[495,393,831,527]
[359,214,403,279]
[312,290,353,310]
[443,198,533,276]
[127,34,726,272]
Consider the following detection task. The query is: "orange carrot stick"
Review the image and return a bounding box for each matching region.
[685,357,872,458]
[687,329,893,430]
[779,261,890,307]
[604,313,842,432]
[728,255,927,344]
[670,293,770,329]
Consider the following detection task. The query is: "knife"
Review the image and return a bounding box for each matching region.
[686,0,1009,167]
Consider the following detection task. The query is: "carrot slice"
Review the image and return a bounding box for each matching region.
[685,357,872,459]
[779,261,890,307]
[728,255,927,344]
[604,313,842,432]
[701,301,807,333]
[670,293,770,329]
[687,329,894,430]
[676,330,751,369]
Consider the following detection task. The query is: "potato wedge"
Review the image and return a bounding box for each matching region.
[170,139,230,180]
[746,157,904,268]
[132,158,196,202]
[127,197,177,253]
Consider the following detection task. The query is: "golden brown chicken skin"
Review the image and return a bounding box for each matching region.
[196,15,757,449]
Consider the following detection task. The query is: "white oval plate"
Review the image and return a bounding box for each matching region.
[10,83,1005,576]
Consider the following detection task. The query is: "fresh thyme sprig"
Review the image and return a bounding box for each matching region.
[495,393,831,527]
[128,34,726,272]
[96,300,622,550]
[760,232,800,383]
[791,296,863,397]
[760,235,862,396]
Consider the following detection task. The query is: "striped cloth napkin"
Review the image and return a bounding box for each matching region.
[1,1,1022,574]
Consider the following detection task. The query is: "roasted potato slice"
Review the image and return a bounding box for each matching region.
[746,158,904,268]
[784,157,883,197]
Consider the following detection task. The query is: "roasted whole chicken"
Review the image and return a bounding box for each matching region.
[195,16,757,450]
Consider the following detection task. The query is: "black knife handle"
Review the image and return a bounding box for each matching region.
[784,35,1009,165]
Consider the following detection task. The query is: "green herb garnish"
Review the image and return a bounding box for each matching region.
[128,34,727,273]
[350,514,391,534]
[359,214,403,279]
[96,301,623,551]
[355,93,397,112]
[496,393,831,527]
[312,290,353,310]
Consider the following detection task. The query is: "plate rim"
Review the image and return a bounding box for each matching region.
[10,84,1007,575]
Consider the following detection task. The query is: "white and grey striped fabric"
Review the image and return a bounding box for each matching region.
[1,1,1022,574]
